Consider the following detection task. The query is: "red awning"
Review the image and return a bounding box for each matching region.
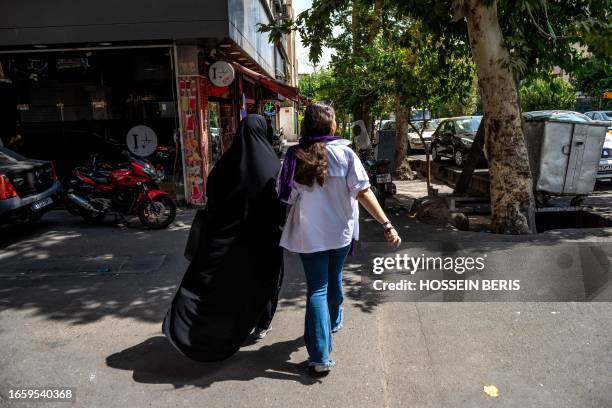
[231,62,299,102]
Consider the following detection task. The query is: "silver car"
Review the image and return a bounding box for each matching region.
[585,110,612,125]
[597,134,612,182]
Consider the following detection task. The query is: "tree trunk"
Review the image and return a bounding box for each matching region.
[350,1,376,137]
[464,0,535,234]
[394,104,409,173]
[454,117,485,194]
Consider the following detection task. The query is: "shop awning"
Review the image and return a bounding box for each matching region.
[231,62,299,102]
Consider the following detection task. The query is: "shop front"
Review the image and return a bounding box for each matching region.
[0,46,182,197]
[0,0,298,206]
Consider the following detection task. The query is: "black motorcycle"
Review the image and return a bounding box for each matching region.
[271,128,284,157]
[358,147,396,209]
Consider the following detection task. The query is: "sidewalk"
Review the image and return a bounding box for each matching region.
[0,208,611,407]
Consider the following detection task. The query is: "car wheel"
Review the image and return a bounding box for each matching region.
[453,149,465,167]
[431,146,441,162]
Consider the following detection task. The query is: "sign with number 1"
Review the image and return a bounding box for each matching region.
[126,125,158,157]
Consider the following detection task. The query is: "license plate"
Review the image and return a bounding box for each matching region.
[376,174,391,184]
[599,164,612,171]
[31,197,53,211]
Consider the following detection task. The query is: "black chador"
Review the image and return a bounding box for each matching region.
[163,115,284,361]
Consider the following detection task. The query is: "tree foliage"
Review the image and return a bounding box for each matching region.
[278,1,478,121]
[260,0,610,233]
[288,0,610,79]
[519,75,577,112]
[571,56,612,109]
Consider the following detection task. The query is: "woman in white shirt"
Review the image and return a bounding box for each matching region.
[278,103,400,374]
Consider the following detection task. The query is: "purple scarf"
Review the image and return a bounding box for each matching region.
[278,135,342,201]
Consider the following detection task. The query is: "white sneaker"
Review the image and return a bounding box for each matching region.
[252,327,271,340]
[308,360,335,373]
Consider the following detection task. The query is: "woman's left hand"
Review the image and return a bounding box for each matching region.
[385,227,401,247]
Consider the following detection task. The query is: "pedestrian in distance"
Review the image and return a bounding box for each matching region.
[278,102,401,374]
[162,114,285,362]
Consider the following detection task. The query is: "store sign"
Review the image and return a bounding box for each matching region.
[56,58,89,70]
[263,101,278,116]
[208,61,235,87]
[126,125,158,157]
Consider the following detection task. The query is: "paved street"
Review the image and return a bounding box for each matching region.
[1,198,611,407]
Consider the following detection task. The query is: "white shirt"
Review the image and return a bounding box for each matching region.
[279,139,371,254]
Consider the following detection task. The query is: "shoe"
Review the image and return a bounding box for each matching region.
[308,360,335,374]
[331,324,342,333]
[252,327,271,340]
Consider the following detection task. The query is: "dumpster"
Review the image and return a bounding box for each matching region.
[376,129,396,170]
[523,115,608,205]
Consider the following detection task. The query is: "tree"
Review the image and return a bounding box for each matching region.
[262,0,609,233]
[519,76,577,111]
[297,69,355,137]
[571,56,612,110]
[436,74,480,117]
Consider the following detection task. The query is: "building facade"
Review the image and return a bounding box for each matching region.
[0,0,298,205]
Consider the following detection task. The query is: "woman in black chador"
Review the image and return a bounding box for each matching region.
[163,114,284,362]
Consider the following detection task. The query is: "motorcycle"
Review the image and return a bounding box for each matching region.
[359,147,396,209]
[64,151,177,229]
[272,128,284,157]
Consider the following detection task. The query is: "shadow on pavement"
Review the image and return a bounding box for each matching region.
[106,336,320,389]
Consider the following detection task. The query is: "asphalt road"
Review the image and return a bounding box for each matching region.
[0,207,611,407]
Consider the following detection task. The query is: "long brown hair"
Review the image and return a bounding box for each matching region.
[294,103,336,187]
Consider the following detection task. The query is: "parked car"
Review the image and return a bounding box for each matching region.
[597,134,612,183]
[406,119,443,153]
[430,116,482,167]
[0,146,62,224]
[377,119,441,153]
[584,110,612,124]
[584,110,612,138]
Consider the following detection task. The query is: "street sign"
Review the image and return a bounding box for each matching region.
[126,125,157,157]
[208,61,235,87]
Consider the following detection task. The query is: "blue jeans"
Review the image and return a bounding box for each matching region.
[299,244,351,366]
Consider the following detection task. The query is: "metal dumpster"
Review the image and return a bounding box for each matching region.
[523,117,608,203]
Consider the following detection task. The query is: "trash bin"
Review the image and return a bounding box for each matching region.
[523,118,608,203]
[376,129,396,170]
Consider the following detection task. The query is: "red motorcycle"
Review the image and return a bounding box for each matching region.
[65,152,177,229]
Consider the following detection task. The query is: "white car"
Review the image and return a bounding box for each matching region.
[378,118,444,153]
[597,134,612,182]
[406,119,444,153]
